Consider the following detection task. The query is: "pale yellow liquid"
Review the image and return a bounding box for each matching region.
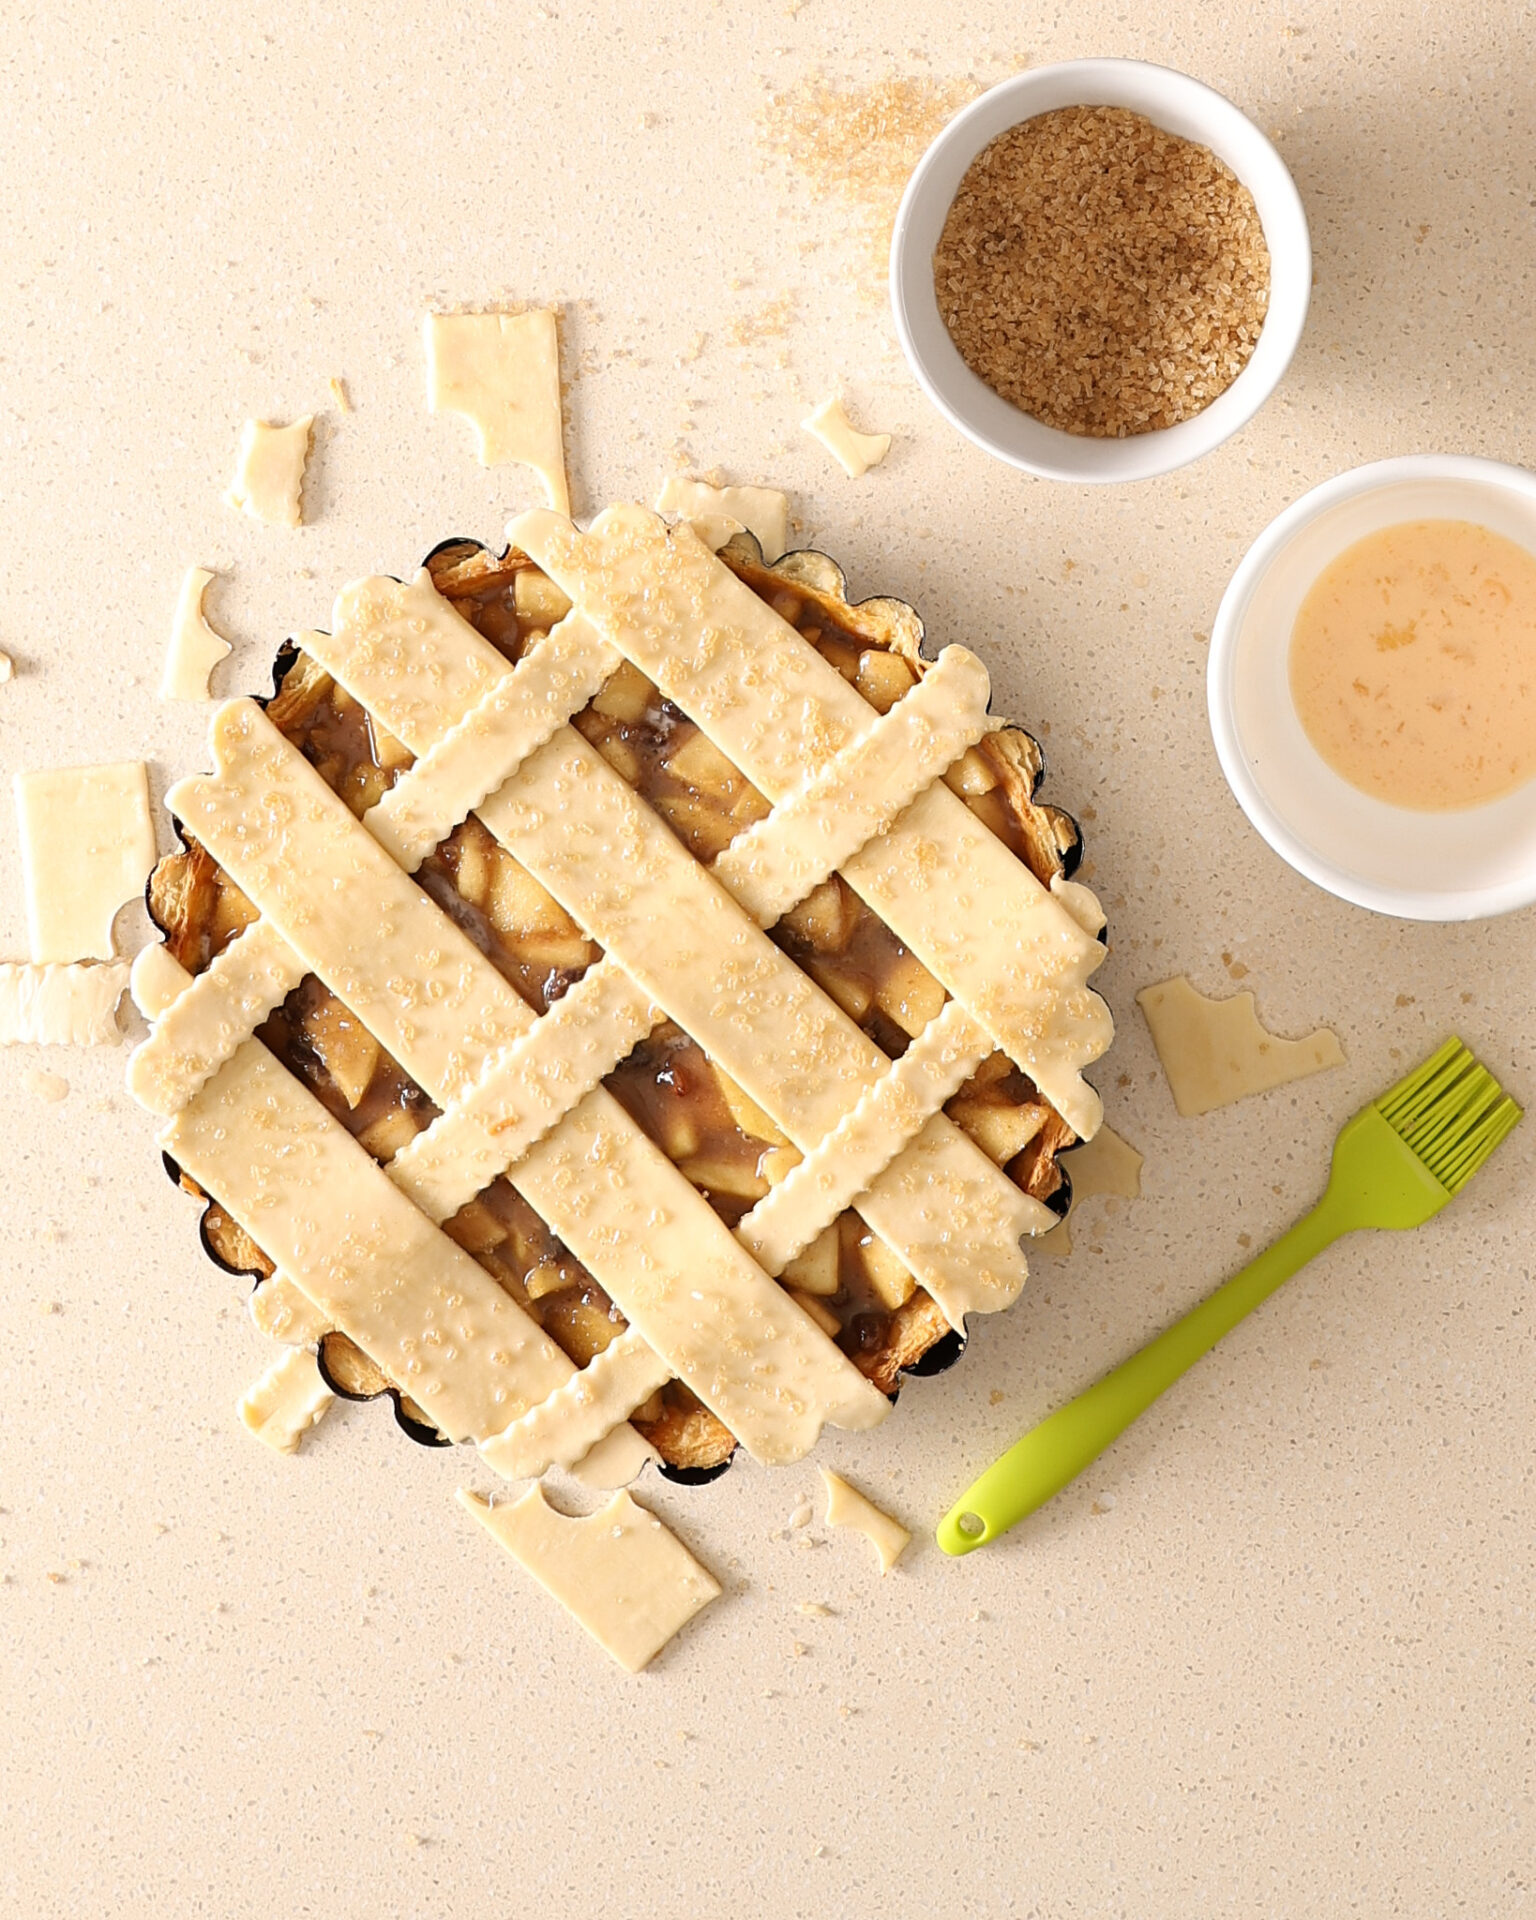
[1289,518,1536,810]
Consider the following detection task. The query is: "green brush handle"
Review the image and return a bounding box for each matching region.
[935,1056,1517,1555]
[936,1187,1355,1556]
[937,1101,1466,1555]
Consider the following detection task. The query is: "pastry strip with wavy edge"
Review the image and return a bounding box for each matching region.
[708,645,996,927]
[364,610,618,872]
[388,960,658,1224]
[129,917,305,1116]
[735,997,992,1278]
[478,1327,672,1481]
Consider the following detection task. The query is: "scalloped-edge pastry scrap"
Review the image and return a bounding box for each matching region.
[1137,975,1344,1118]
[1039,1122,1143,1256]
[14,760,155,965]
[458,1486,720,1672]
[162,567,232,701]
[424,310,570,516]
[654,475,790,560]
[821,1467,909,1573]
[225,416,313,529]
[802,395,891,478]
[0,961,128,1046]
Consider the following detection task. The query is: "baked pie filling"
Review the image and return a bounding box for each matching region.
[141,511,1111,1475]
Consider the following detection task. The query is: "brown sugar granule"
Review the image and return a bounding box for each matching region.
[761,73,980,282]
[933,105,1271,437]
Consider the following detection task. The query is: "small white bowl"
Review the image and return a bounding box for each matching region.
[889,59,1311,484]
[1208,455,1536,922]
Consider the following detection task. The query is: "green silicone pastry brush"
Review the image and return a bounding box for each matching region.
[937,1037,1521,1555]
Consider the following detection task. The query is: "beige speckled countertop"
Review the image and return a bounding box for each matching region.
[3,4,1533,1915]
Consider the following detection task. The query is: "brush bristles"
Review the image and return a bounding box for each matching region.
[1376,1037,1522,1194]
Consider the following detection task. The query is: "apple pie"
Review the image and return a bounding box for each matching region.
[132,507,1113,1480]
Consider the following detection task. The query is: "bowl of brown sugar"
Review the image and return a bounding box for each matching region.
[890,60,1310,483]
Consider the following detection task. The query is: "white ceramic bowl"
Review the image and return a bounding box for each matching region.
[889,59,1311,484]
[1208,455,1536,922]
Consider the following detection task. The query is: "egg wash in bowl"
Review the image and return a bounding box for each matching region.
[1289,518,1536,813]
[1209,455,1536,921]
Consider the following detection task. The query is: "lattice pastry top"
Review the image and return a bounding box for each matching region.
[131,507,1113,1483]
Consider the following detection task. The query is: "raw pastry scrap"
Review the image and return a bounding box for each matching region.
[0,961,128,1046]
[802,395,892,478]
[224,417,313,528]
[424,310,570,515]
[654,475,790,560]
[458,1485,720,1671]
[14,761,156,963]
[0,651,13,681]
[820,1466,909,1573]
[239,1346,334,1454]
[1040,1122,1142,1255]
[1137,975,1344,1117]
[1050,873,1108,937]
[161,566,232,701]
